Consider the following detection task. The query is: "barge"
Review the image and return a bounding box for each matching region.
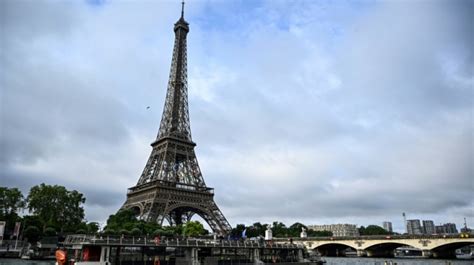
[56,234,325,265]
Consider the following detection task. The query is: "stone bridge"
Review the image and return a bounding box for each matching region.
[276,235,474,258]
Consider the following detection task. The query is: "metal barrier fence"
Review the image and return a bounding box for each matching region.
[64,235,303,249]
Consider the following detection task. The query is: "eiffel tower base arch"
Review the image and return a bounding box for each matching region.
[121,181,231,236]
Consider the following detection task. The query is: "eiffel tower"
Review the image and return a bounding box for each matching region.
[121,2,231,236]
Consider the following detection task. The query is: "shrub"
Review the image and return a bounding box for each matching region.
[44,227,57,236]
[131,228,141,236]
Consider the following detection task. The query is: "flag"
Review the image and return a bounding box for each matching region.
[0,221,5,244]
[242,228,247,238]
[13,222,21,237]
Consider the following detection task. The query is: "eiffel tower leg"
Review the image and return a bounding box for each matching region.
[170,209,184,226]
[198,201,232,236]
[143,202,168,225]
[185,212,195,222]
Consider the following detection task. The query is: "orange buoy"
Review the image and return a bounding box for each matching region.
[55,249,67,265]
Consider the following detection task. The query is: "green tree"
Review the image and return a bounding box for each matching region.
[359,225,390,235]
[245,226,258,238]
[86,222,100,234]
[27,183,86,232]
[131,227,142,236]
[44,227,57,236]
[307,230,332,237]
[0,187,25,235]
[104,209,138,232]
[105,209,165,235]
[23,226,41,243]
[103,228,116,235]
[182,221,206,237]
[0,187,25,216]
[153,228,173,237]
[231,224,246,238]
[251,222,267,237]
[272,221,288,237]
[22,215,43,231]
[165,225,183,236]
[119,229,130,235]
[288,222,307,237]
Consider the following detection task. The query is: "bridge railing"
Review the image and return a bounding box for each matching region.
[63,235,304,249]
[275,234,470,241]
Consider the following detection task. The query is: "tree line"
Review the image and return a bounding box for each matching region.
[0,184,96,243]
[229,222,391,238]
[230,222,332,238]
[1,184,392,243]
[103,208,208,237]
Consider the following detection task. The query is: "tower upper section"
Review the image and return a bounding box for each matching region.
[156,2,192,143]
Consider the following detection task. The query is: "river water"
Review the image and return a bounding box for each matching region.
[0,259,54,265]
[324,257,473,265]
[0,258,472,265]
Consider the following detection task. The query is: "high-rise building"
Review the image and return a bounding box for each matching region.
[308,224,360,237]
[383,221,393,233]
[444,223,458,234]
[406,219,422,235]
[435,225,447,234]
[422,220,435,235]
[435,223,459,234]
[403,212,407,233]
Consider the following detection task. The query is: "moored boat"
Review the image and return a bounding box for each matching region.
[55,234,325,265]
[455,245,474,260]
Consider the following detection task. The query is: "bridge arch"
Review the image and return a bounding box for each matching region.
[363,242,414,258]
[363,240,416,250]
[429,240,474,258]
[428,239,474,250]
[313,243,357,257]
[297,237,474,259]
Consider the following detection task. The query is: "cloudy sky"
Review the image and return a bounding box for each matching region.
[1,0,472,233]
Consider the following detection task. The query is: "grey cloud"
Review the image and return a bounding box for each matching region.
[1,0,472,230]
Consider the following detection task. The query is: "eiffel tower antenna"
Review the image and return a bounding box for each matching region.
[121,2,231,236]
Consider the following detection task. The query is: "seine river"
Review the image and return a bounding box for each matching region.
[0,260,54,265]
[0,258,473,265]
[324,257,473,265]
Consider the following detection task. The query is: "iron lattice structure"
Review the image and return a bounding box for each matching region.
[121,6,231,236]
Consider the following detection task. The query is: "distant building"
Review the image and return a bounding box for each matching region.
[308,224,359,237]
[435,223,458,234]
[435,225,447,234]
[444,223,458,234]
[382,221,393,233]
[406,219,422,235]
[422,220,435,235]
